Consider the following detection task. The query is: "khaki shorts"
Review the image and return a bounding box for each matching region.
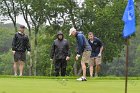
[89,57,102,65]
[81,51,91,63]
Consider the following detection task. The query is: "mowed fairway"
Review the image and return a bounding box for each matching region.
[0,77,139,93]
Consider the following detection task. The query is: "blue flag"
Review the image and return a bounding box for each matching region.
[122,0,135,38]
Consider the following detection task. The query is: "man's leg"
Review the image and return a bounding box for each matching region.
[19,61,24,76]
[61,59,67,76]
[89,64,93,77]
[81,62,86,78]
[95,58,101,77]
[95,65,100,76]
[80,51,88,78]
[77,51,91,81]
[89,58,94,77]
[13,52,18,76]
[13,62,18,76]
[77,62,87,81]
[55,59,61,76]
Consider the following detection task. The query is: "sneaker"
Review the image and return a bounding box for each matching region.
[76,77,87,81]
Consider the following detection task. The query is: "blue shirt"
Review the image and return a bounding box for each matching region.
[75,32,92,55]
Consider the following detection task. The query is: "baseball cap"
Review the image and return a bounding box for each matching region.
[69,27,76,36]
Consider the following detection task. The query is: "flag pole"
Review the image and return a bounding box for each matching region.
[125,38,129,93]
[123,0,135,92]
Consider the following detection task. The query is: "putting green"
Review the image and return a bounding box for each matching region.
[0,77,139,93]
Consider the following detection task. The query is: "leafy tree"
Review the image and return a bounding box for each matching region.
[0,0,21,32]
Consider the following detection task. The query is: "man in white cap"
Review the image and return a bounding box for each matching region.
[69,27,92,81]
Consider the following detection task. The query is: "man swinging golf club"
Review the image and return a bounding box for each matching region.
[69,27,92,81]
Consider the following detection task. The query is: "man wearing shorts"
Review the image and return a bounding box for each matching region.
[69,27,92,81]
[12,25,31,76]
[88,32,103,77]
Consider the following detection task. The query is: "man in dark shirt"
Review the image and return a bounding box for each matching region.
[50,31,70,76]
[88,32,103,77]
[12,25,31,76]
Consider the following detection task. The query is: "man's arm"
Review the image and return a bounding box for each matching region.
[26,36,31,52]
[98,39,103,56]
[100,46,103,53]
[66,41,71,57]
[50,42,55,59]
[66,41,70,61]
[12,34,17,51]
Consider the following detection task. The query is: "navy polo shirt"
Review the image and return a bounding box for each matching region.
[88,37,103,57]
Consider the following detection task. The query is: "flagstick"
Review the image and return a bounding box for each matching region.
[125,38,129,93]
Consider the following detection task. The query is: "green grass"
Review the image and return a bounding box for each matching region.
[0,76,140,93]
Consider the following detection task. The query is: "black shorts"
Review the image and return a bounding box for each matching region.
[14,52,26,62]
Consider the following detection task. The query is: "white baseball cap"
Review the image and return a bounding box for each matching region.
[69,27,76,36]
